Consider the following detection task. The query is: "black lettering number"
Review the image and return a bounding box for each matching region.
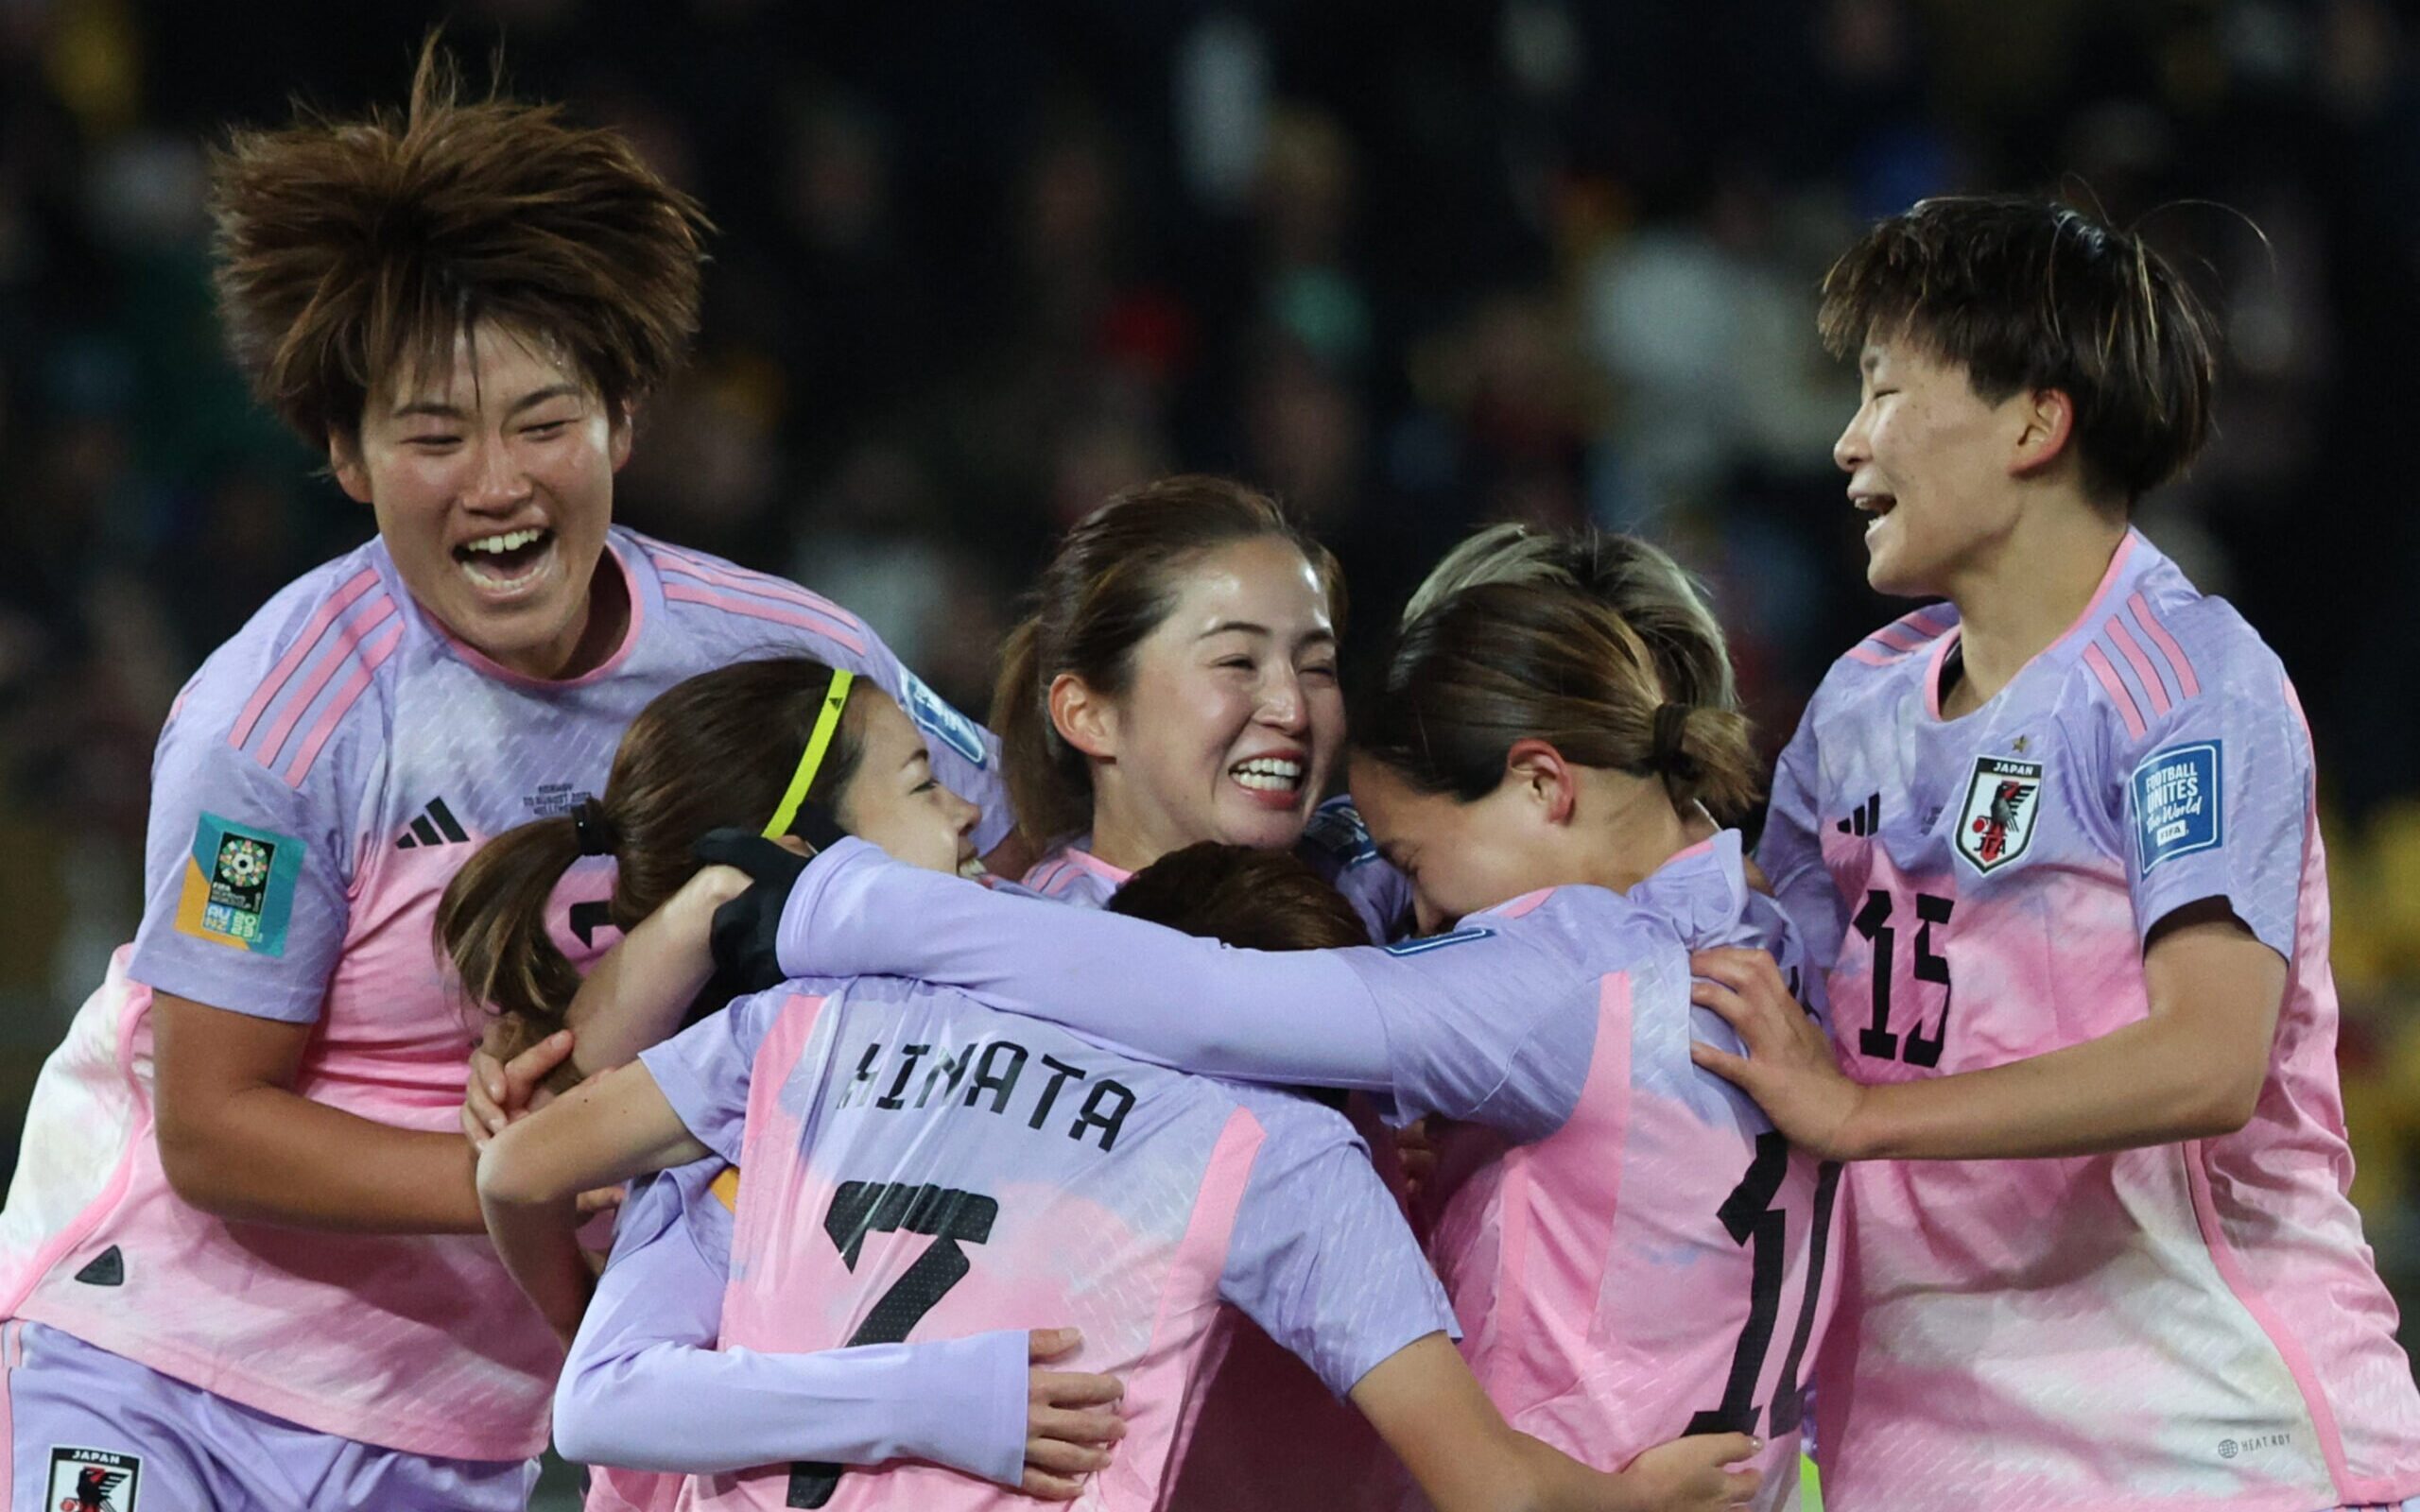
[1851,888,1955,1066]
[1685,1134,1843,1438]
[566,899,612,949]
[788,1182,998,1506]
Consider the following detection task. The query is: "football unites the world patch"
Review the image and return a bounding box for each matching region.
[2132,740,2223,873]
[173,812,303,955]
[48,1446,140,1511]
[1955,757,2043,875]
[898,668,988,767]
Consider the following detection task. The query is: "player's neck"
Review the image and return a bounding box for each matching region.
[1938,505,2127,717]
[1082,791,1168,876]
[1574,775,1693,896]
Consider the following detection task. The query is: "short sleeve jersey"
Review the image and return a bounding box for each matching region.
[1759,530,2420,1509]
[0,527,1009,1461]
[1324,835,1835,1512]
[638,971,1454,1511]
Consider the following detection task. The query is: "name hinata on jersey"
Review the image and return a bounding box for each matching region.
[836,1034,1136,1152]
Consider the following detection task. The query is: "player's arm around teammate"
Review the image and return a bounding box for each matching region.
[497,846,1762,1512]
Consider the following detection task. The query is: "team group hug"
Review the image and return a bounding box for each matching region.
[2,41,2414,1512]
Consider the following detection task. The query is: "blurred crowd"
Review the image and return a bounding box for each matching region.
[3,0,2419,1289]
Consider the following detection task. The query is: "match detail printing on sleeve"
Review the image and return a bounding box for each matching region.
[1217,1088,1458,1398]
[776,838,1395,1090]
[558,1160,1028,1481]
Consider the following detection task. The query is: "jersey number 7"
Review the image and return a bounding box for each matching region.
[788,1181,1000,1508]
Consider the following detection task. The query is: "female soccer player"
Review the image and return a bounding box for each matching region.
[0,43,1011,1510]
[462,690,1765,1510]
[443,659,1125,1506]
[697,571,1834,1512]
[1690,196,2420,1511]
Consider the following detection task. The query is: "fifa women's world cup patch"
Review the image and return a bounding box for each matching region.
[173,811,303,955]
[2131,741,2222,872]
[48,1446,141,1511]
[898,667,987,766]
[1956,756,2043,874]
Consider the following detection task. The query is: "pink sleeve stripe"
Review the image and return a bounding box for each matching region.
[1843,644,1902,667]
[2127,592,2201,698]
[1105,1106,1264,1504]
[1028,857,1078,898]
[1493,971,1634,1404]
[2082,643,2148,740]
[661,582,868,655]
[1865,622,1930,654]
[228,567,384,749]
[649,543,869,637]
[2102,617,2175,717]
[280,619,405,787]
[249,595,399,772]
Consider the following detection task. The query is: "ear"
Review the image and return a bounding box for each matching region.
[2009,387,2078,479]
[1503,738,1577,826]
[609,402,636,472]
[1047,673,1119,762]
[329,431,373,505]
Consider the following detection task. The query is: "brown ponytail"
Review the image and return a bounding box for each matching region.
[438,656,870,1056]
[1360,580,1763,822]
[989,474,1343,847]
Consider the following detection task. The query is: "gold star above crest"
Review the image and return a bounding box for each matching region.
[2012,735,2031,755]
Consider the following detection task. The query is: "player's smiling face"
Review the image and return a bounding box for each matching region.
[1835,336,2029,597]
[1071,536,1344,866]
[832,690,985,878]
[335,320,630,679]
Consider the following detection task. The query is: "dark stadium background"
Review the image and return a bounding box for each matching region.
[0,3,2414,1494]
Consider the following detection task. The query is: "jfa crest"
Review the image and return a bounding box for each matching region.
[1956,756,2043,874]
[48,1447,140,1511]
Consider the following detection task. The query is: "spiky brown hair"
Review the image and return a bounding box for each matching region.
[208,37,712,449]
[1819,195,2219,507]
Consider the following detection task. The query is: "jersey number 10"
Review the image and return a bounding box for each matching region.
[1685,1133,1842,1439]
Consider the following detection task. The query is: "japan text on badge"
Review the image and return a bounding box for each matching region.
[174,811,304,955]
[1956,756,2043,875]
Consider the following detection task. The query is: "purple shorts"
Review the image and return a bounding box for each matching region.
[3,1322,537,1511]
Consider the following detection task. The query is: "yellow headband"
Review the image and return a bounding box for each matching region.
[763,668,856,839]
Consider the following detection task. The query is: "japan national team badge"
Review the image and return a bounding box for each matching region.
[1956,756,2043,874]
[48,1447,140,1511]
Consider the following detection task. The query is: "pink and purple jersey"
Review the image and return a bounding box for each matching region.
[765,832,1838,1507]
[1760,529,2420,1509]
[559,1159,1030,1512]
[1020,796,1414,945]
[0,527,1009,1461]
[1017,809,1409,1512]
[634,969,1455,1509]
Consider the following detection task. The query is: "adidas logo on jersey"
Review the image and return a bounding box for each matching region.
[1835,793,1882,837]
[394,798,469,850]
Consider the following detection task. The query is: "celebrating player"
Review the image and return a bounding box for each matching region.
[700,566,1832,1511]
[0,42,1011,1510]
[442,659,1127,1507]
[469,746,1764,1507]
[1690,195,2420,1510]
